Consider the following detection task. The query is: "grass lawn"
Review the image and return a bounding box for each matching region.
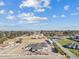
[69,49,79,57]
[58,38,79,57]
[58,39,72,45]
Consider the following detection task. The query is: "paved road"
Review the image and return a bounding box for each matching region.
[52,39,79,59]
[45,40,66,59]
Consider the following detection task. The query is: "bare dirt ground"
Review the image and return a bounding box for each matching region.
[0,35,67,59]
[0,55,66,59]
[3,35,47,54]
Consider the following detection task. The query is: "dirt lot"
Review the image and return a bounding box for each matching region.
[4,35,47,54]
[0,55,66,59]
[0,35,66,59]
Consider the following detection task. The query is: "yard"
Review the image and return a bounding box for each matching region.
[58,38,79,57]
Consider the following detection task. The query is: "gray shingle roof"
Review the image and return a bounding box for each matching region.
[26,43,47,49]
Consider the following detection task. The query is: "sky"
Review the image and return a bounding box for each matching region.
[0,0,79,31]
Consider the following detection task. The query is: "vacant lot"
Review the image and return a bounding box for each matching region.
[4,36,47,54]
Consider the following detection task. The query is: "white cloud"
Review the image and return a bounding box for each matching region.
[0,1,5,6]
[36,8,45,12]
[0,10,5,14]
[20,0,39,8]
[43,0,50,7]
[18,12,48,23]
[71,13,79,16]
[52,15,57,18]
[8,10,14,14]
[19,0,50,12]
[57,0,61,3]
[64,5,70,11]
[60,14,66,18]
[77,7,79,10]
[6,15,16,20]
[32,23,48,26]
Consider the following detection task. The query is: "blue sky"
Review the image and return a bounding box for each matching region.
[0,0,79,31]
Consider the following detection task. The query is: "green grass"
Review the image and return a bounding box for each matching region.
[69,49,79,57]
[58,39,72,45]
[53,41,70,58]
[58,38,79,57]
[54,43,64,54]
